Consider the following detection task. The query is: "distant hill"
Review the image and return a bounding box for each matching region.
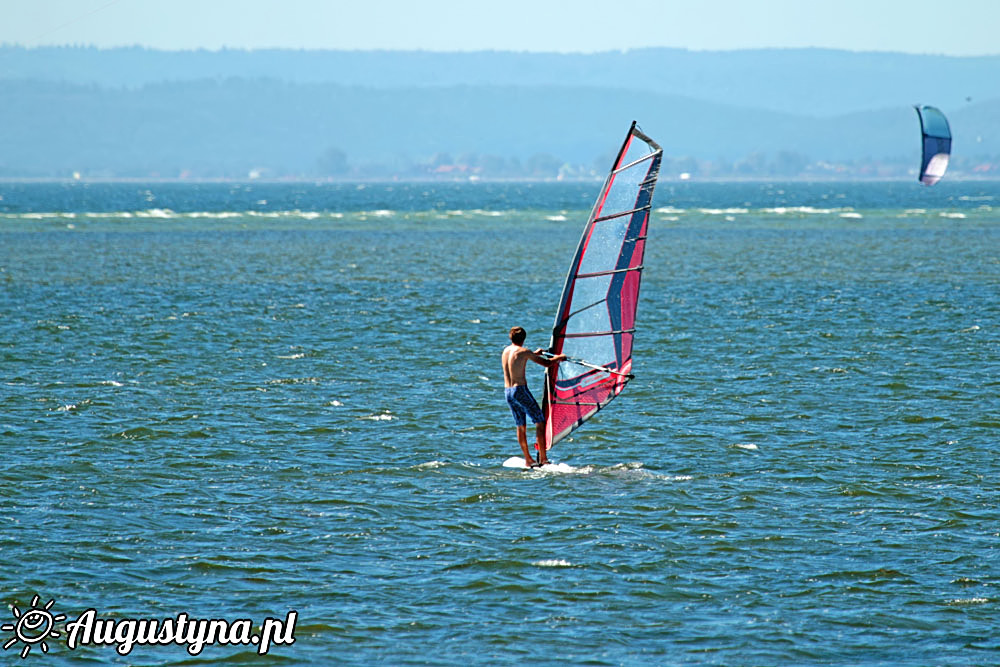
[1,47,998,179]
[3,45,999,116]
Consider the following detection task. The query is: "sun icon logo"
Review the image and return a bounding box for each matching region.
[2,595,66,659]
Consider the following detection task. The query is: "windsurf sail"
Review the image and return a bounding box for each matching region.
[914,105,952,186]
[541,121,663,449]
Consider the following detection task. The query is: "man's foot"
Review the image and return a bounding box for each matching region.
[524,459,537,468]
[536,444,548,466]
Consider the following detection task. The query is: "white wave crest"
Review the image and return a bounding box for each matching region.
[136,208,176,218]
[700,207,749,215]
[763,206,842,215]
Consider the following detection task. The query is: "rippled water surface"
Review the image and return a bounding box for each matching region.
[1,181,999,665]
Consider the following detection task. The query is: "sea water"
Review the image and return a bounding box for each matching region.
[1,181,998,665]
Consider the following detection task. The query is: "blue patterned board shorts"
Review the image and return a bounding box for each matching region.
[505,385,545,426]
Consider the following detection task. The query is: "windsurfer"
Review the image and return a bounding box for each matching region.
[501,326,565,466]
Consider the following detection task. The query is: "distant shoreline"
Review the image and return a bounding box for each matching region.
[2,176,999,185]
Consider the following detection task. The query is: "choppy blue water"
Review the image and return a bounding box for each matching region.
[1,180,998,665]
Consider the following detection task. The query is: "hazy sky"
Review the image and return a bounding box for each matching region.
[3,0,999,55]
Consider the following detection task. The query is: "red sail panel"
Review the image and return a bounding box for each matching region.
[542,122,663,449]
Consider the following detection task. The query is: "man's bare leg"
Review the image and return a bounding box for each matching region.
[517,425,536,466]
[535,422,549,465]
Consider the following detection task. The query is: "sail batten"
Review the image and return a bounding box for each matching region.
[593,206,653,224]
[562,328,636,338]
[576,266,643,279]
[614,154,660,174]
[542,121,662,450]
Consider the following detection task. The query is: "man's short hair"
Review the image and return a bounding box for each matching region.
[509,326,526,345]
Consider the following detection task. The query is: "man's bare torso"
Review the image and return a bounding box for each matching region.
[501,344,535,388]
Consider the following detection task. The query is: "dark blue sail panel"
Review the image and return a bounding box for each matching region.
[915,105,952,186]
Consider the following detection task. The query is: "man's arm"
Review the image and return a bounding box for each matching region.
[530,349,566,367]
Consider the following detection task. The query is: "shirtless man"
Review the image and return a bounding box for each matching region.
[501,326,565,467]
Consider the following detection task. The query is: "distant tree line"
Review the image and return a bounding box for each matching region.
[304,149,1000,182]
[7,148,996,181]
